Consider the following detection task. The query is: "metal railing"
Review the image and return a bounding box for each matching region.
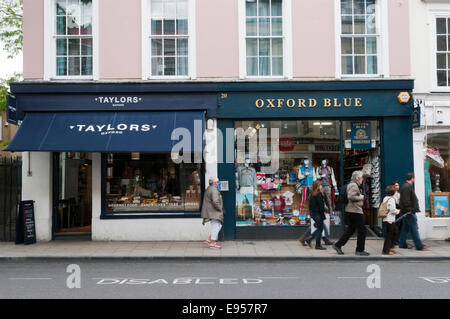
[0,156,21,241]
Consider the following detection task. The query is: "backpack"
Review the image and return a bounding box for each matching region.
[335,184,349,208]
[377,198,392,218]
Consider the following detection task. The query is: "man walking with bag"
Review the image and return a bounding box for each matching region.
[201,177,224,249]
[398,173,427,251]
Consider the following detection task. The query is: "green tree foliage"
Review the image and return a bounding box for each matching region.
[0,73,20,111]
[0,0,22,59]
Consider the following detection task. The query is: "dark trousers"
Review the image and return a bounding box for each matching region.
[308,211,324,247]
[382,222,398,253]
[335,212,366,252]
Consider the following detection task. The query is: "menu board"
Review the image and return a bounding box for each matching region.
[15,200,36,245]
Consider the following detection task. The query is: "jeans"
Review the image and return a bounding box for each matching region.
[399,214,424,250]
[335,212,366,252]
[303,214,330,238]
[308,211,324,247]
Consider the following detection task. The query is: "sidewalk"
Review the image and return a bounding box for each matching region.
[1,239,450,260]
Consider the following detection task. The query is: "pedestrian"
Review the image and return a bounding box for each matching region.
[304,180,327,250]
[398,173,427,251]
[201,177,224,249]
[391,180,401,245]
[298,221,334,246]
[332,170,370,256]
[381,185,400,255]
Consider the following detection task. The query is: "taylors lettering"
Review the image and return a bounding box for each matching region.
[96,97,140,104]
[70,124,157,135]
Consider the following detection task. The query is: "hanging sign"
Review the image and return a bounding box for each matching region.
[351,121,372,149]
[6,95,18,125]
[15,200,36,245]
[412,107,421,129]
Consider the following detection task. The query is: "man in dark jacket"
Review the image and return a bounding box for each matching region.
[398,173,426,250]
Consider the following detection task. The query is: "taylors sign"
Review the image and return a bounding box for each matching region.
[94,96,142,107]
[69,124,157,135]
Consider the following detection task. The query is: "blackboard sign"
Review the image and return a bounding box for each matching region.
[15,200,36,245]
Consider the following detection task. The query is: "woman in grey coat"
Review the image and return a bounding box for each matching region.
[201,177,224,249]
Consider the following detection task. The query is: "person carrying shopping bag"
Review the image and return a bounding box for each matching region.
[201,177,224,249]
[380,185,400,255]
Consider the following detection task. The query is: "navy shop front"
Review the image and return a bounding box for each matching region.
[6,82,216,241]
[217,81,415,240]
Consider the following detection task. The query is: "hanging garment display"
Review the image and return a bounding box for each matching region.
[272,196,286,213]
[370,155,381,208]
[237,165,257,189]
[424,159,432,211]
[282,191,294,206]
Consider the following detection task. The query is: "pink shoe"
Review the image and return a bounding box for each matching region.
[209,243,222,249]
[204,239,212,246]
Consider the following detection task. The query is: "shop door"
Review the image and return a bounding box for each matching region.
[52,152,92,239]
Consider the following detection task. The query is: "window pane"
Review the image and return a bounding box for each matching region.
[354,15,365,34]
[247,57,258,76]
[152,57,163,75]
[437,35,447,51]
[56,0,67,15]
[246,0,257,16]
[164,57,176,75]
[67,0,80,15]
[353,0,365,14]
[56,38,67,56]
[164,0,176,19]
[176,19,188,35]
[272,0,282,16]
[81,56,92,75]
[176,0,188,19]
[259,38,270,56]
[56,16,66,35]
[366,37,377,54]
[437,18,446,34]
[80,0,92,35]
[68,56,80,75]
[68,38,80,55]
[246,18,257,36]
[151,0,163,18]
[448,35,450,51]
[67,15,80,35]
[259,57,270,75]
[342,56,353,74]
[259,0,270,16]
[341,15,352,34]
[80,15,92,35]
[341,0,352,15]
[367,55,377,74]
[354,55,365,74]
[437,70,447,86]
[151,19,163,35]
[272,57,283,76]
[81,38,92,55]
[151,39,163,56]
[272,17,282,36]
[272,38,283,56]
[437,53,446,69]
[177,57,188,76]
[366,0,376,14]
[259,18,270,36]
[164,19,175,35]
[354,37,364,54]
[56,57,67,76]
[177,38,188,56]
[246,38,258,56]
[366,15,376,34]
[341,37,352,54]
[164,38,175,56]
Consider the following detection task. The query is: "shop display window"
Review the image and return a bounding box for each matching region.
[424,133,450,216]
[234,119,383,230]
[104,153,202,214]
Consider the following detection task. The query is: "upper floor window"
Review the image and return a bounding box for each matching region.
[149,0,189,77]
[436,17,450,87]
[55,0,93,77]
[245,0,283,77]
[340,0,378,75]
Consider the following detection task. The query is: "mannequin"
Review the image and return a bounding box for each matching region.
[298,159,316,215]
[315,159,338,214]
[237,158,258,195]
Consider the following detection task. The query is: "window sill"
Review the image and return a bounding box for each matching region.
[100,211,201,219]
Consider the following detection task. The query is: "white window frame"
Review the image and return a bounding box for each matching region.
[428,3,450,92]
[238,0,292,80]
[142,0,196,80]
[334,0,389,79]
[44,0,99,80]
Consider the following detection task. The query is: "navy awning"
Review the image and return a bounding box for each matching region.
[7,111,205,152]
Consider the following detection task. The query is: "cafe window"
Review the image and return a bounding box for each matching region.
[104,153,202,215]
